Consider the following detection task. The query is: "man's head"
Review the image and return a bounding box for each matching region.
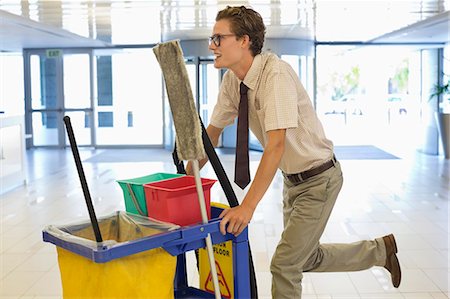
[215,6,266,57]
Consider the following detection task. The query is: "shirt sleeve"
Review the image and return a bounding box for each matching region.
[261,61,299,131]
[209,72,238,128]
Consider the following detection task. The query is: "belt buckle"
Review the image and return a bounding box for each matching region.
[289,172,304,184]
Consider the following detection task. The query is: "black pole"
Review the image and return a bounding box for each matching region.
[171,117,259,298]
[172,142,186,175]
[63,116,103,243]
[199,120,239,207]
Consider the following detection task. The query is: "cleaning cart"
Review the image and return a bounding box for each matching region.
[43,205,250,298]
[50,37,257,298]
[49,116,249,298]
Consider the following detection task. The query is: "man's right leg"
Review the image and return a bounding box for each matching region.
[270,164,343,298]
[302,234,401,288]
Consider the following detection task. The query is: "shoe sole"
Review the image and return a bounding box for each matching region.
[390,252,401,287]
[385,234,401,288]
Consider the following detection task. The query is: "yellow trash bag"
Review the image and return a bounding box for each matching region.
[45,211,178,299]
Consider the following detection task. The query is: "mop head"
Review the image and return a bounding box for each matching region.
[153,40,206,161]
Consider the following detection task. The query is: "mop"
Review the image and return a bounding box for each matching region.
[153,40,221,299]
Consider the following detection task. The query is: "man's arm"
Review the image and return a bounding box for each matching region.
[185,124,223,175]
[219,128,286,236]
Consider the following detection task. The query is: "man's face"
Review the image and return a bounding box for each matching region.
[209,19,244,70]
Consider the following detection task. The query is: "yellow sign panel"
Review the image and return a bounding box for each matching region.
[199,202,235,298]
[199,240,234,298]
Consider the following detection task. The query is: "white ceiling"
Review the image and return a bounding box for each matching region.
[370,9,450,43]
[0,0,449,52]
[0,10,110,51]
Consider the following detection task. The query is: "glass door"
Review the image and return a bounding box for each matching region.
[93,48,163,146]
[62,53,93,146]
[25,50,93,147]
[199,61,220,125]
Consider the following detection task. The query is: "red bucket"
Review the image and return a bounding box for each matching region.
[144,176,216,226]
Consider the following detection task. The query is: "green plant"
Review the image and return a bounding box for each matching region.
[430,78,450,113]
[430,79,450,99]
[391,59,409,93]
[330,65,360,100]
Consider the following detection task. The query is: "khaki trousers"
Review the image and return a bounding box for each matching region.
[270,161,387,298]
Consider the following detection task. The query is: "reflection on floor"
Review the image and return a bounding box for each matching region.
[1,147,449,298]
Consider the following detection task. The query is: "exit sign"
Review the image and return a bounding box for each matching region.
[46,49,62,58]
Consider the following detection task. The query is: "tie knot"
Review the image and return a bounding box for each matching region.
[240,82,249,95]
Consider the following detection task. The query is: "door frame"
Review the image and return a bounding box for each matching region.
[23,48,95,148]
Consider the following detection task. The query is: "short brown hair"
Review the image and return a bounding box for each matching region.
[216,6,266,56]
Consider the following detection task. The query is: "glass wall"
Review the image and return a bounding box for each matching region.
[23,47,164,148]
[0,53,24,115]
[316,45,423,154]
[199,62,220,126]
[441,45,450,113]
[29,53,61,146]
[27,51,93,147]
[18,42,438,155]
[63,53,92,146]
[94,48,163,146]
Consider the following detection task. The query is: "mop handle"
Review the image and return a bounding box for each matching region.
[199,117,258,299]
[192,160,221,299]
[63,116,103,243]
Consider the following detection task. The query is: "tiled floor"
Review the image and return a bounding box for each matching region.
[1,147,449,298]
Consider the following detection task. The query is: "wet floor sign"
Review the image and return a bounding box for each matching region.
[199,203,234,298]
[199,240,234,298]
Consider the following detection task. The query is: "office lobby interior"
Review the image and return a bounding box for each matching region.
[1,1,449,298]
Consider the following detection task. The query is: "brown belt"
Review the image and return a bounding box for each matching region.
[285,155,337,184]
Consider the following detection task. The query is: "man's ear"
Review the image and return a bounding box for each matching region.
[241,35,251,49]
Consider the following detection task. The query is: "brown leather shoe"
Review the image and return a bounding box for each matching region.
[383,234,401,288]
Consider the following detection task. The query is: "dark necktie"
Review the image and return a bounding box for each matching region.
[235,82,250,189]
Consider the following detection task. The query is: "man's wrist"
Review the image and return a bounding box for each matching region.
[241,198,257,212]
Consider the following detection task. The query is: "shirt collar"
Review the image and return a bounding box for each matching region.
[242,53,265,91]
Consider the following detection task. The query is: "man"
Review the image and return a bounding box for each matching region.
[188,5,401,298]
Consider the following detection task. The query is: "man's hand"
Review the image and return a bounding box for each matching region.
[219,205,254,236]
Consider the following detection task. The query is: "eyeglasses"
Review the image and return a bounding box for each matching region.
[208,34,236,47]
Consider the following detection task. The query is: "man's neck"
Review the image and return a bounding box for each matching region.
[232,54,255,81]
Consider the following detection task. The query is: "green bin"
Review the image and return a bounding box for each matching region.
[117,173,184,216]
